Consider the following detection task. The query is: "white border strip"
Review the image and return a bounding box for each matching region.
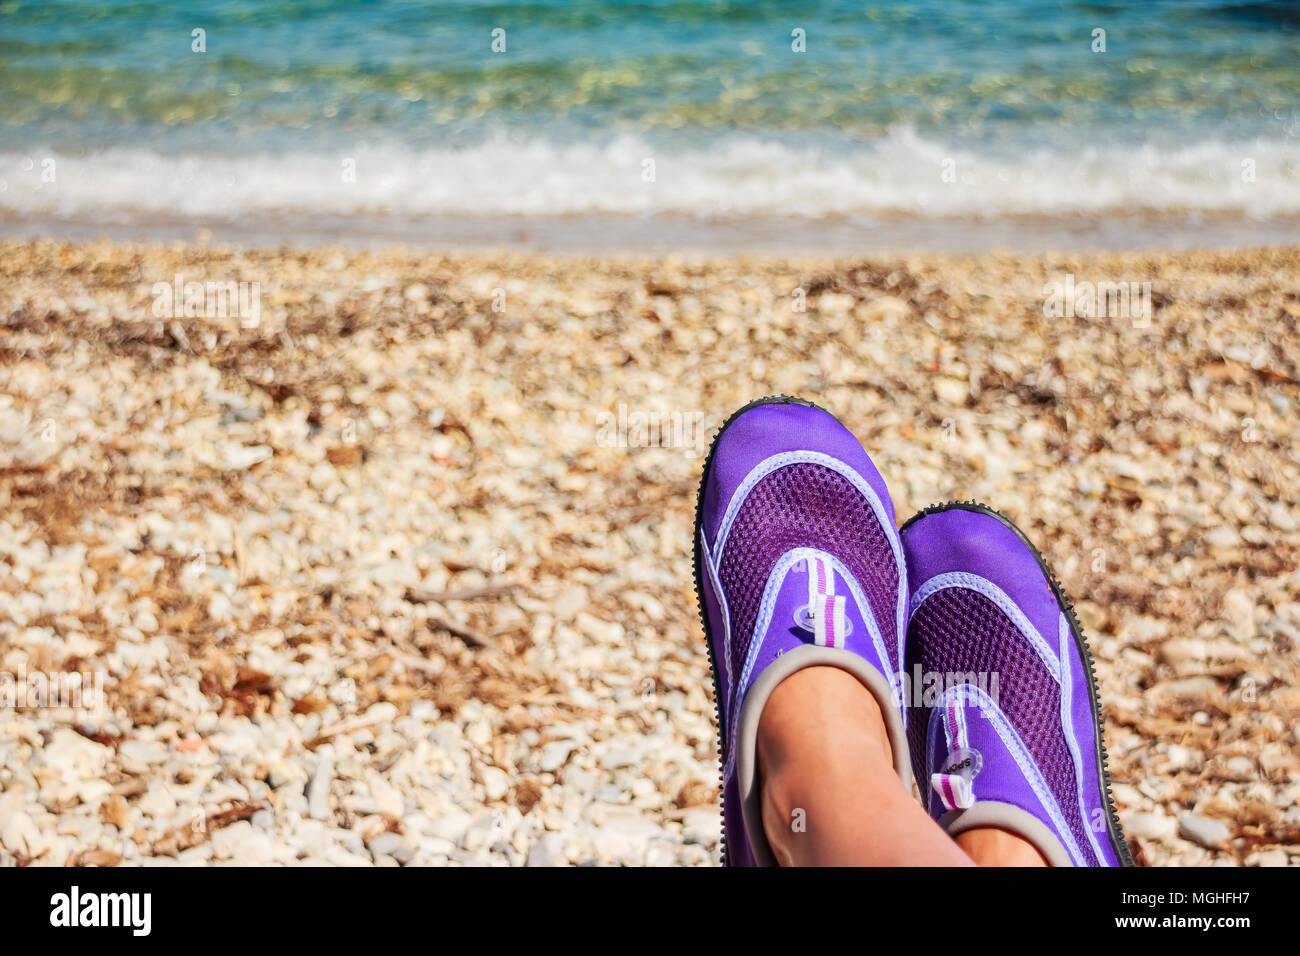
[699,528,733,694]
[1059,612,1107,865]
[730,547,898,755]
[713,450,907,679]
[927,683,1086,866]
[910,571,1060,683]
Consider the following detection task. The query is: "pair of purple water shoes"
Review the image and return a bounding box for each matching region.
[694,397,1133,867]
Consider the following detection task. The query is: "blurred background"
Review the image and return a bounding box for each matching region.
[2,0,1298,252]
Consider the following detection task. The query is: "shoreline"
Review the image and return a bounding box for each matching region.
[4,211,1300,258]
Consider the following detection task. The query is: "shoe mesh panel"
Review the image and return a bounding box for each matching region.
[905,586,1098,865]
[717,462,899,694]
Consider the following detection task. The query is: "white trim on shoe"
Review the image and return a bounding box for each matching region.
[712,450,908,683]
[721,545,902,785]
[698,527,733,693]
[910,571,1061,682]
[733,547,899,738]
[925,683,1087,866]
[1059,612,1108,866]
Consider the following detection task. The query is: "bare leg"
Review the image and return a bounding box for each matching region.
[758,666,1052,866]
[955,828,1051,866]
[757,666,974,866]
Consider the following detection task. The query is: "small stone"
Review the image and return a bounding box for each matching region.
[1205,526,1241,551]
[576,612,624,645]
[137,784,177,817]
[552,587,588,621]
[601,747,637,770]
[1221,589,1255,640]
[1111,783,1145,807]
[268,760,307,790]
[526,832,567,868]
[680,807,721,848]
[308,756,334,821]
[0,811,42,857]
[480,767,510,801]
[539,740,576,772]
[1178,813,1231,849]
[1222,756,1255,781]
[463,810,515,853]
[1159,638,1206,668]
[80,849,123,867]
[1166,744,1194,770]
[427,808,474,845]
[1245,849,1288,867]
[860,295,909,322]
[1152,677,1219,700]
[222,444,273,470]
[933,377,969,405]
[418,836,456,858]
[367,832,415,864]
[817,292,856,314]
[586,809,664,860]
[1123,812,1177,841]
[369,559,419,589]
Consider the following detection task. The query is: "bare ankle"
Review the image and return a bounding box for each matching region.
[955,827,1052,866]
[756,666,895,864]
[757,666,893,770]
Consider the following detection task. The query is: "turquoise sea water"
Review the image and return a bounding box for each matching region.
[1,0,1298,249]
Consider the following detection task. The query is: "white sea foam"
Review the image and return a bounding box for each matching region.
[1,128,1296,234]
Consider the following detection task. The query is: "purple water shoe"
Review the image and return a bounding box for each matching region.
[900,501,1133,866]
[694,397,910,866]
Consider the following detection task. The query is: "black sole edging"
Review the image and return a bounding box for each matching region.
[692,395,824,867]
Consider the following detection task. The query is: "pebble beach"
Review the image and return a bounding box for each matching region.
[1,239,1298,867]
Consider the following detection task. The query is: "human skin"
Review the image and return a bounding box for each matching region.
[757,666,1050,867]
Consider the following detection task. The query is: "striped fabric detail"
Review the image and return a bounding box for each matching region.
[935,772,974,812]
[806,556,847,649]
[931,694,977,811]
